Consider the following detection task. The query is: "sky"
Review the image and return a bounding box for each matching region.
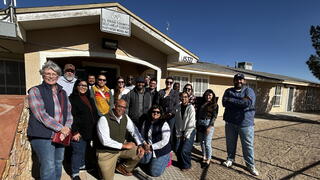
[4,0,320,82]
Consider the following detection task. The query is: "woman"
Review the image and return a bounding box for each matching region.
[197,89,218,167]
[91,74,111,116]
[183,83,196,107]
[157,77,179,144]
[27,60,73,180]
[140,105,171,177]
[175,92,196,171]
[110,76,130,108]
[69,79,99,180]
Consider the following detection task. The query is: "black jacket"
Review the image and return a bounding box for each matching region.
[69,94,99,141]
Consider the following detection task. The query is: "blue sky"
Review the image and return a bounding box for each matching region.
[6,0,320,82]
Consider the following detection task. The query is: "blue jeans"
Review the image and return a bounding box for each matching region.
[30,138,65,180]
[175,130,195,169]
[71,138,87,177]
[198,126,215,160]
[140,152,170,177]
[225,122,255,168]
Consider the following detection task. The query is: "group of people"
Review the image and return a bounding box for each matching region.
[27,61,259,180]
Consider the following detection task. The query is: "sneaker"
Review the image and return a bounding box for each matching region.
[223,160,233,167]
[248,166,259,176]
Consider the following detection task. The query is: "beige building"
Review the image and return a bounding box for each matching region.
[0,3,319,116]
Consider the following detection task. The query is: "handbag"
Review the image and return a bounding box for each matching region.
[52,132,72,146]
[52,92,71,146]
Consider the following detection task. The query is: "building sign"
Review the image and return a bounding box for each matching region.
[0,21,16,38]
[100,8,131,37]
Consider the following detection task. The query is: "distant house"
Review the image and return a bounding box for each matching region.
[168,62,320,116]
[0,3,319,116]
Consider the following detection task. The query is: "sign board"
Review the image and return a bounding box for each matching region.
[100,8,131,37]
[0,21,16,38]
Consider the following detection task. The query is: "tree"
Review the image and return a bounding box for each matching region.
[306,25,320,80]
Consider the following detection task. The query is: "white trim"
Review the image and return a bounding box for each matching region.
[273,85,282,107]
[286,86,295,112]
[168,67,256,80]
[39,51,162,90]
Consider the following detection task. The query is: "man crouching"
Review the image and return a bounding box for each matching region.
[96,99,145,180]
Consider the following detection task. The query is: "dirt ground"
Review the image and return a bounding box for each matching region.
[62,112,320,180]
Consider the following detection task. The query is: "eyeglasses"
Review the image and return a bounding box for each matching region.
[184,88,192,91]
[98,79,106,82]
[118,81,124,84]
[152,111,161,114]
[78,84,88,88]
[65,69,75,73]
[116,105,126,109]
[165,81,173,84]
[44,73,58,77]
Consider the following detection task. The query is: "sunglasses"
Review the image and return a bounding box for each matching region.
[78,84,88,88]
[118,81,124,83]
[98,79,106,82]
[152,111,161,114]
[65,69,75,73]
[184,88,192,91]
[165,81,173,84]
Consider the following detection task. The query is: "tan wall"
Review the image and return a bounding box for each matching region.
[24,24,167,90]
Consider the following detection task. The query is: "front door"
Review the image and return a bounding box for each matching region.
[287,87,294,111]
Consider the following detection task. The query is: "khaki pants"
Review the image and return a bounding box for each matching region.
[97,147,140,180]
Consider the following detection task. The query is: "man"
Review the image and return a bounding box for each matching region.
[96,99,145,180]
[125,75,135,90]
[173,82,180,93]
[57,64,77,96]
[144,75,151,88]
[222,73,259,176]
[91,74,111,116]
[87,74,96,90]
[147,78,158,105]
[124,77,152,129]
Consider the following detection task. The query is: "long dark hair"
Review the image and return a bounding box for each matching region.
[202,89,217,104]
[114,76,125,101]
[71,79,89,96]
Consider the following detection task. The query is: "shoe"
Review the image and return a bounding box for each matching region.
[72,176,81,180]
[248,166,259,176]
[181,168,191,172]
[116,164,133,176]
[79,165,86,171]
[223,160,233,167]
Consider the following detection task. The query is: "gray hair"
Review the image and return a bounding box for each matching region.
[39,60,62,76]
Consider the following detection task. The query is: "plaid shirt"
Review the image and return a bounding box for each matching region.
[28,87,73,132]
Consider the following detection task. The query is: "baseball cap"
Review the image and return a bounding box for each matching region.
[64,64,75,71]
[136,77,145,83]
[234,73,245,80]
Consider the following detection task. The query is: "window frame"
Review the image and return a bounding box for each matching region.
[192,76,209,97]
[273,85,282,107]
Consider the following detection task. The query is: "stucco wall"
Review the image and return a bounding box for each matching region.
[24,23,167,90]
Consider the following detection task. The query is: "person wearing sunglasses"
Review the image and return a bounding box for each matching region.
[57,63,77,96]
[110,76,130,108]
[183,84,196,107]
[139,105,171,177]
[91,74,111,116]
[156,77,179,146]
[175,92,196,172]
[69,79,99,180]
[125,75,135,90]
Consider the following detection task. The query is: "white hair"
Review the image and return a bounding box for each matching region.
[39,60,62,76]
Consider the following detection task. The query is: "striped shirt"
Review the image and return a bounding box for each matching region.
[28,87,73,132]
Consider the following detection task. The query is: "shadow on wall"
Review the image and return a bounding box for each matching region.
[255,86,273,114]
[294,87,320,112]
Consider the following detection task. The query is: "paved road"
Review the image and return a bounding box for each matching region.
[62,112,320,180]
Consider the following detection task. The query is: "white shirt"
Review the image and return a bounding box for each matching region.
[97,110,144,149]
[57,76,77,96]
[141,121,170,158]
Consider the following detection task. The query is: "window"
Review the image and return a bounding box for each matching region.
[173,75,189,91]
[192,77,208,97]
[0,59,26,95]
[273,85,282,106]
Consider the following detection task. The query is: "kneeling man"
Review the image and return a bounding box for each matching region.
[96,99,145,180]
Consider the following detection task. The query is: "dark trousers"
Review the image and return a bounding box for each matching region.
[175,130,196,169]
